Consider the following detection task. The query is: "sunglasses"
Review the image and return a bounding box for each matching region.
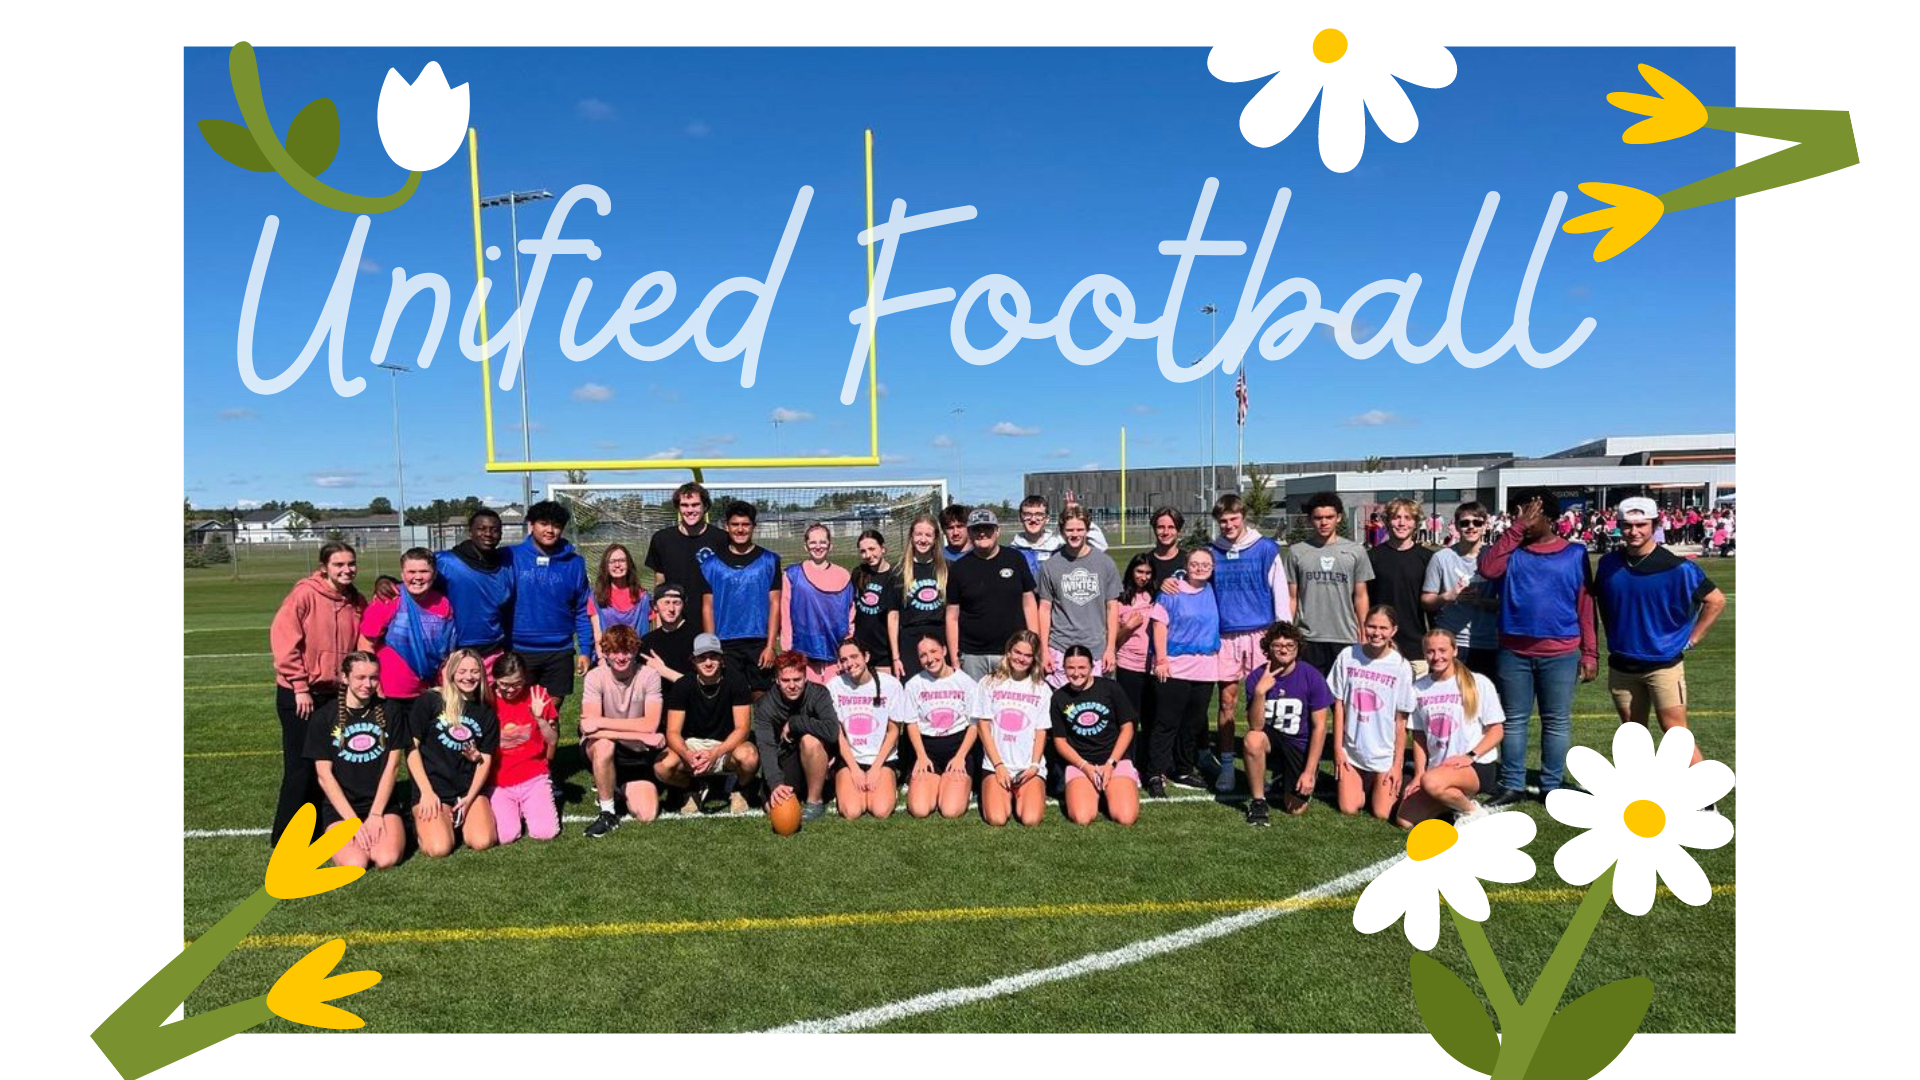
[1456,518,1486,527]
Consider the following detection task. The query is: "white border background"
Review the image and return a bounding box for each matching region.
[9,0,1908,1073]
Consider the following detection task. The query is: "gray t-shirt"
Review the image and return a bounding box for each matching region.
[1287,537,1375,644]
[1037,547,1121,651]
[1423,545,1499,650]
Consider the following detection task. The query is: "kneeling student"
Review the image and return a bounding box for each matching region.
[975,630,1050,827]
[754,651,841,824]
[902,635,980,819]
[1331,607,1417,820]
[487,652,561,844]
[1396,630,1504,828]
[408,648,500,856]
[827,638,907,819]
[1241,621,1333,825]
[1051,646,1140,826]
[307,651,407,869]
[580,624,670,836]
[661,633,760,814]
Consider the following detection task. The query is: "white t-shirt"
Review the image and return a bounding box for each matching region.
[1329,646,1417,773]
[971,674,1052,776]
[903,668,979,738]
[1411,671,1503,765]
[825,671,907,766]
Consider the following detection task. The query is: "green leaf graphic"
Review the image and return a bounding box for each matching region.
[198,118,272,172]
[1410,952,1500,1075]
[287,98,340,177]
[1523,977,1654,1080]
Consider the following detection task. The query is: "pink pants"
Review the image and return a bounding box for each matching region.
[489,775,559,843]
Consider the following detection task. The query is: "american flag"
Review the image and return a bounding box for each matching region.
[1234,368,1248,426]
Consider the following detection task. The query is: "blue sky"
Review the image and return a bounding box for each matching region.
[185,46,1732,510]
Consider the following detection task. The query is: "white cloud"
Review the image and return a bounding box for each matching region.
[770,407,814,423]
[217,407,257,421]
[592,439,620,450]
[312,473,359,489]
[696,433,738,449]
[1131,403,1154,415]
[931,434,954,448]
[685,120,712,137]
[646,448,685,460]
[1048,447,1072,459]
[876,381,889,399]
[571,382,615,402]
[236,498,262,510]
[991,421,1039,437]
[881,453,910,464]
[1079,462,1102,471]
[1344,410,1404,427]
[358,258,383,275]
[577,98,618,121]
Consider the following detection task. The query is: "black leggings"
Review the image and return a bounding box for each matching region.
[1149,677,1211,780]
[1114,667,1152,771]
[273,685,336,846]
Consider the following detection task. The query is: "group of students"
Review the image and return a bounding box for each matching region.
[264,480,1725,867]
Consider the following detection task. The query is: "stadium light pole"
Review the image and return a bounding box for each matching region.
[374,361,413,541]
[478,188,556,511]
[950,407,966,500]
[771,416,784,456]
[1200,303,1218,514]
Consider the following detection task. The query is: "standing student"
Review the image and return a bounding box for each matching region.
[269,542,368,845]
[945,508,1038,680]
[507,500,595,718]
[1241,621,1333,825]
[1036,506,1122,686]
[1368,498,1434,673]
[305,651,406,869]
[407,648,499,858]
[660,633,760,813]
[487,652,561,844]
[1477,492,1599,807]
[435,509,515,657]
[1397,630,1505,828]
[781,524,855,684]
[972,631,1051,827]
[898,516,950,679]
[1111,554,1158,729]
[852,529,904,678]
[357,547,456,725]
[1421,502,1500,673]
[1287,492,1374,675]
[1206,493,1292,794]
[940,503,972,562]
[753,652,841,825]
[701,500,783,695]
[640,584,697,685]
[901,636,981,819]
[1009,494,1062,579]
[589,543,653,645]
[1330,607,1418,820]
[826,638,908,820]
[645,481,723,603]
[1146,547,1221,797]
[579,624,669,837]
[1051,647,1140,826]
[1593,497,1728,770]
[1147,507,1188,589]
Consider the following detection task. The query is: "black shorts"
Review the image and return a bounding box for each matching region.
[1300,640,1345,675]
[613,743,664,785]
[722,638,772,692]
[916,730,976,775]
[520,649,578,699]
[1473,760,1500,792]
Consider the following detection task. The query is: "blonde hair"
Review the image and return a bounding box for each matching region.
[1423,629,1477,720]
[904,514,948,605]
[989,629,1044,685]
[437,647,494,721]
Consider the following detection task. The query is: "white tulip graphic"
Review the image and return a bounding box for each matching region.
[376,62,470,172]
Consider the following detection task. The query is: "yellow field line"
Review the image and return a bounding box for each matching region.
[224,884,1733,951]
[186,750,281,759]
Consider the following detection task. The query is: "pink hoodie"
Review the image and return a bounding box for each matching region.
[270,571,367,694]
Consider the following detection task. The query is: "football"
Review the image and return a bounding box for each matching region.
[769,795,803,836]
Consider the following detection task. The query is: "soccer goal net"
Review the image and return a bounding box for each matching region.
[546,479,951,563]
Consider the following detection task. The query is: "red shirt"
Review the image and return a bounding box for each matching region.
[492,693,555,788]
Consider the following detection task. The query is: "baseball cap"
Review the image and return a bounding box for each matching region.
[653,583,686,603]
[1618,497,1658,521]
[967,508,999,529]
[692,632,724,657]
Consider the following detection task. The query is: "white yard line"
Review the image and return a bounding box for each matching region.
[762,852,1405,1033]
[185,653,271,659]
[184,627,269,633]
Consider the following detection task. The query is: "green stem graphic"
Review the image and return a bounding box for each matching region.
[227,42,420,214]
[1479,865,1617,1080]
[1660,105,1858,214]
[1450,907,1521,1021]
[91,888,279,1080]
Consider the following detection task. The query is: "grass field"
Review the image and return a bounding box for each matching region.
[182,549,1736,1033]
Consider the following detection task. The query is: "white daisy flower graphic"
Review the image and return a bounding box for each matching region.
[1545,724,1734,916]
[1354,811,1536,950]
[1209,28,1456,172]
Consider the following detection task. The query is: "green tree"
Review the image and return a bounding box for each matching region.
[1243,464,1277,524]
[368,496,393,515]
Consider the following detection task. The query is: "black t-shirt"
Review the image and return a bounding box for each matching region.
[304,699,402,817]
[642,620,697,681]
[852,565,903,666]
[667,670,753,741]
[947,546,1036,655]
[1149,548,1187,590]
[900,558,948,636]
[644,524,723,602]
[1368,542,1434,658]
[1050,677,1135,764]
[408,691,501,802]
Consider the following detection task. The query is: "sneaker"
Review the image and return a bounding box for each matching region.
[1703,802,1720,816]
[1245,798,1271,827]
[1146,776,1168,799]
[1167,771,1206,789]
[1482,787,1526,809]
[728,790,751,815]
[699,781,729,815]
[801,800,827,824]
[583,809,620,838]
[1214,756,1238,794]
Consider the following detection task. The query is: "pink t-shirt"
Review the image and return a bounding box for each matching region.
[359,591,453,699]
[1113,594,1155,673]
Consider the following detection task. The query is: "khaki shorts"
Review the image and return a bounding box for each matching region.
[685,737,734,771]
[1608,663,1687,721]
[1407,658,1430,679]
